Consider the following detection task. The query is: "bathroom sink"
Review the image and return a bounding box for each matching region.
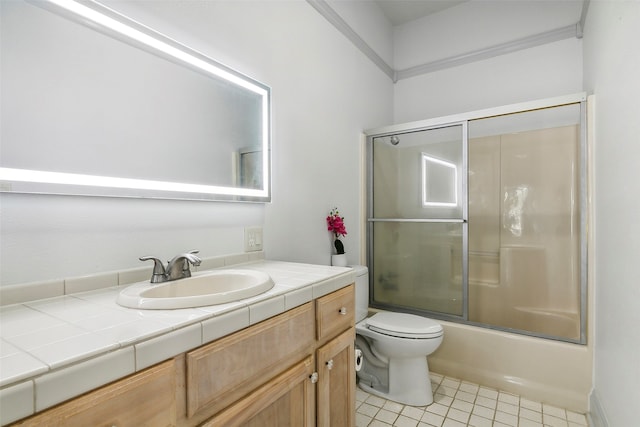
[116,269,275,309]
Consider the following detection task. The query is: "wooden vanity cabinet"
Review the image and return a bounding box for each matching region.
[316,328,355,427]
[184,302,316,425]
[315,284,356,427]
[9,284,356,427]
[316,284,355,344]
[200,355,316,427]
[192,284,356,427]
[12,359,177,427]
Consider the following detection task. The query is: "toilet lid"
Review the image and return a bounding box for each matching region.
[367,312,443,339]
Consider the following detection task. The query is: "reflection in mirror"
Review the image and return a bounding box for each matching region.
[421,154,458,208]
[0,0,271,201]
[372,124,464,220]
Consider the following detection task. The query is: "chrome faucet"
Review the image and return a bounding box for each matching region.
[139,250,202,283]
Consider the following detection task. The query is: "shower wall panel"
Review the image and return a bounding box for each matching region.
[468,125,581,340]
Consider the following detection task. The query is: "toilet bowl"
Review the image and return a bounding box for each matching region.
[352,266,443,406]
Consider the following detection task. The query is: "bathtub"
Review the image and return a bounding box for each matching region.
[468,277,581,342]
[427,320,592,412]
[512,306,580,339]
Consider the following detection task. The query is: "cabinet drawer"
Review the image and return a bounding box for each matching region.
[186,302,315,419]
[13,359,176,427]
[316,284,355,342]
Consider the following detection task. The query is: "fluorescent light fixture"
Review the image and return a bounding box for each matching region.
[421,154,458,207]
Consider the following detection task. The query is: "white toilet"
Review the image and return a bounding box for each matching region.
[352,265,443,406]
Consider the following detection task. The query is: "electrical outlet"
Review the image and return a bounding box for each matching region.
[244,226,263,252]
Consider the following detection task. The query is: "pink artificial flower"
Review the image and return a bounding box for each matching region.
[326,208,347,238]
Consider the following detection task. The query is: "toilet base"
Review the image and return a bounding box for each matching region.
[358,356,434,406]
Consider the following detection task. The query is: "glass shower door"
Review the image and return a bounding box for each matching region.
[367,96,587,343]
[467,104,583,341]
[369,124,467,318]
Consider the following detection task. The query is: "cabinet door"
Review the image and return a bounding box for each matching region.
[186,302,315,420]
[200,356,315,427]
[13,359,176,427]
[316,327,355,427]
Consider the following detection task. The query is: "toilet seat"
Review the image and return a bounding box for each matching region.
[367,312,443,339]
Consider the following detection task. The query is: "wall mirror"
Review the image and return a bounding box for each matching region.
[0,0,271,202]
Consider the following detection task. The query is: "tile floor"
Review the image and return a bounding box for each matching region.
[355,372,589,427]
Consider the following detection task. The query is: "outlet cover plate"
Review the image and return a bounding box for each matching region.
[244,226,263,252]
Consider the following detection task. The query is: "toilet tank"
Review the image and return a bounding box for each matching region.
[351,265,369,323]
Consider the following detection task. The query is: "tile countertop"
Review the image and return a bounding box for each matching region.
[0,260,355,424]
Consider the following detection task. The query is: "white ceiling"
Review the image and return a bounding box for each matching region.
[374,0,469,26]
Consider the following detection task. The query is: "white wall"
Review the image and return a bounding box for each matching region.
[0,0,393,285]
[583,2,640,425]
[393,0,583,70]
[390,0,584,122]
[393,38,584,122]
[328,0,393,67]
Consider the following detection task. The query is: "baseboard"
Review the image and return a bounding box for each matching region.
[588,389,610,427]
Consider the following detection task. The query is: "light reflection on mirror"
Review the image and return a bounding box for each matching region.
[0,0,271,202]
[421,154,458,207]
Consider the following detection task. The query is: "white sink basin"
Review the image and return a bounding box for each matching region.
[116,269,275,309]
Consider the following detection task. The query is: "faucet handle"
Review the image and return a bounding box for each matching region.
[183,250,201,265]
[139,256,167,283]
[180,251,201,278]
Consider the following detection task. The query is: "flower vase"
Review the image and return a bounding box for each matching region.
[331,254,347,267]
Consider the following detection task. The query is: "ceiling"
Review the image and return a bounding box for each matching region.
[374,0,469,26]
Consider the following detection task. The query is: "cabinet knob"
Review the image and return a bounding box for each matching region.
[310,372,318,383]
[338,307,347,315]
[326,359,334,370]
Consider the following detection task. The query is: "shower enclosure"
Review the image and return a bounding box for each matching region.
[366,94,587,343]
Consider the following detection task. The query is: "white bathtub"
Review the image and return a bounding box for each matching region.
[512,306,580,339]
[427,320,592,412]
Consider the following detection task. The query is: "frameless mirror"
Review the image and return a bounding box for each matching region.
[0,0,271,202]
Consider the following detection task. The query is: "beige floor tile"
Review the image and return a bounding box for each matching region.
[355,373,587,427]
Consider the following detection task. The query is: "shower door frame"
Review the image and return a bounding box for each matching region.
[365,92,588,345]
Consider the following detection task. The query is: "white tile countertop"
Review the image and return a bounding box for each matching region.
[0,260,355,425]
